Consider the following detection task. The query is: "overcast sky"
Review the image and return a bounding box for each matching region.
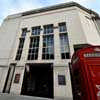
[0,0,100,25]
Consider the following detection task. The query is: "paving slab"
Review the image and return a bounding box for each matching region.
[0,94,73,100]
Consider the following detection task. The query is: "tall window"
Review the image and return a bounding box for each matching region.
[28,36,40,60]
[15,38,25,60]
[32,26,41,35]
[42,24,54,59]
[15,28,26,60]
[42,35,54,59]
[44,24,53,34]
[59,22,70,59]
[21,28,27,37]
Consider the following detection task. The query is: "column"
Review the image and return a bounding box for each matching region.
[54,23,61,62]
[38,26,43,61]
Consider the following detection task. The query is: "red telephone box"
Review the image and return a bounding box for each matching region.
[71,46,100,100]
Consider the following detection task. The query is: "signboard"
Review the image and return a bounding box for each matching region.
[14,73,20,83]
[84,53,100,58]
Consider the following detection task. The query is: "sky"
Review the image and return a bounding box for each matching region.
[0,0,100,25]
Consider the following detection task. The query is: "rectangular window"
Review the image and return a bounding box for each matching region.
[21,28,27,37]
[42,35,54,59]
[44,24,53,34]
[60,33,70,59]
[59,22,67,33]
[14,74,20,83]
[32,26,41,35]
[58,75,66,85]
[28,36,40,60]
[15,38,25,60]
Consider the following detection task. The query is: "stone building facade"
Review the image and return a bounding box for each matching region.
[0,2,100,100]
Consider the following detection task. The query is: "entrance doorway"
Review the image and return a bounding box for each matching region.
[21,63,53,98]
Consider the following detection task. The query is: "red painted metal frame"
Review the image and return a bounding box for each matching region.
[71,46,100,100]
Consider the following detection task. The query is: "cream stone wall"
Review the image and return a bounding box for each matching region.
[54,66,72,98]
[10,66,25,94]
[11,7,88,62]
[0,16,21,66]
[0,4,100,100]
[0,67,8,92]
[78,8,100,45]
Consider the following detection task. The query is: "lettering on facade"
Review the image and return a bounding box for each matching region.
[84,53,100,58]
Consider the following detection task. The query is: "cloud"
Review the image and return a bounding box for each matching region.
[61,0,95,3]
[0,0,42,25]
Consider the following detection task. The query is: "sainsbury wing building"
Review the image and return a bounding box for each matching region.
[0,2,100,100]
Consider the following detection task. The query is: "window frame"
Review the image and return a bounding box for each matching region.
[42,35,54,60]
[59,33,70,59]
[32,26,41,36]
[21,28,27,37]
[43,24,54,34]
[27,36,40,60]
[15,38,25,60]
[59,22,67,33]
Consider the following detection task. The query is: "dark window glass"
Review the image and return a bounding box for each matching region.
[58,75,66,85]
[32,26,41,35]
[59,22,67,33]
[21,28,27,37]
[44,24,53,34]
[15,38,25,60]
[42,35,54,59]
[28,36,40,60]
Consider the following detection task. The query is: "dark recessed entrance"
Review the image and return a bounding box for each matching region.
[21,63,54,98]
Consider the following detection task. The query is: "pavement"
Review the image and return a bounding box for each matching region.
[0,93,73,100]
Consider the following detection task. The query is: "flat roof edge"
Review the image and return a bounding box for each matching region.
[5,2,99,20]
[21,2,99,17]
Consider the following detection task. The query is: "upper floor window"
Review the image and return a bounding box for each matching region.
[27,36,40,60]
[32,26,41,35]
[21,28,27,37]
[42,35,54,59]
[15,38,25,60]
[44,24,53,34]
[60,33,70,59]
[59,22,67,33]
